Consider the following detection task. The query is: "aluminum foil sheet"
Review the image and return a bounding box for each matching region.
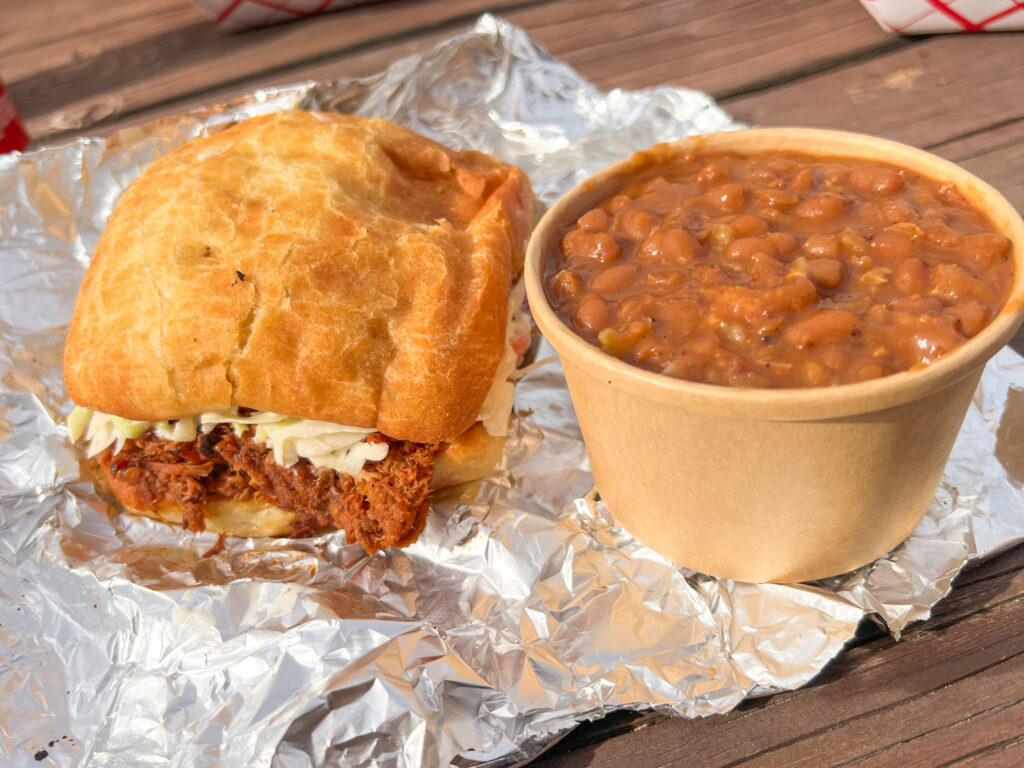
[2,14,1024,768]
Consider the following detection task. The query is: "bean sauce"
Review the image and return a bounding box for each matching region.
[545,150,1014,388]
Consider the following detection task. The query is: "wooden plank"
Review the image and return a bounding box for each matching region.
[949,737,1024,768]
[8,0,899,144]
[955,540,1024,588]
[735,651,1024,767]
[28,26,464,146]
[507,0,897,96]
[8,0,521,138]
[535,544,1024,767]
[0,0,200,79]
[840,697,1024,768]
[722,34,1024,150]
[947,141,1024,224]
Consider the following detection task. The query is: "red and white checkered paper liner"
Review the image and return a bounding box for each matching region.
[193,0,375,30]
[195,0,1024,33]
[861,0,1024,33]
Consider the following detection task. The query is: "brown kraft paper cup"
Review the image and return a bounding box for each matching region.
[525,128,1024,583]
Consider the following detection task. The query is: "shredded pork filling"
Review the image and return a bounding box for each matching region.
[98,425,438,552]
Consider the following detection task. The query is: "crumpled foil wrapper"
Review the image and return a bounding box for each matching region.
[2,14,1024,768]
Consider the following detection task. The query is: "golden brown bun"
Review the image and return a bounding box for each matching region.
[64,112,533,443]
[431,421,507,489]
[81,420,506,538]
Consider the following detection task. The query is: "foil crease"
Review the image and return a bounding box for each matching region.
[1,14,1023,768]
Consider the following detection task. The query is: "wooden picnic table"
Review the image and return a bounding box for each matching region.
[4,1,1024,765]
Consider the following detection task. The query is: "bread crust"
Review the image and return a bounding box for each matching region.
[81,420,506,538]
[64,112,533,443]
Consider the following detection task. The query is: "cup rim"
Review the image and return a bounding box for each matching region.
[525,127,1024,421]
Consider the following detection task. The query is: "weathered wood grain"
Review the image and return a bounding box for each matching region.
[29,26,464,146]
[6,0,897,143]
[950,737,1024,768]
[508,0,897,95]
[723,34,1024,151]
[6,0,524,138]
[0,0,204,82]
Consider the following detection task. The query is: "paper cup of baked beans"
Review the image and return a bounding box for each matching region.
[525,128,1024,583]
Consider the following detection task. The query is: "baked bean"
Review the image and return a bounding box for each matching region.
[704,184,746,213]
[886,222,925,239]
[964,233,1010,266]
[802,361,829,385]
[726,236,779,261]
[639,228,699,264]
[574,295,610,332]
[871,233,917,261]
[647,270,683,289]
[819,347,847,371]
[545,149,1012,388]
[784,309,858,348]
[591,263,641,293]
[766,231,798,255]
[879,199,914,224]
[893,257,929,294]
[707,223,736,247]
[618,295,658,323]
[749,253,787,285]
[695,163,727,185]
[767,156,801,174]
[930,262,978,301]
[889,295,943,313]
[551,269,582,298]
[803,234,840,258]
[906,320,962,364]
[939,183,969,207]
[608,194,632,213]
[721,214,771,237]
[754,205,787,225]
[747,168,783,187]
[794,193,845,220]
[805,258,845,289]
[577,208,612,232]
[756,189,798,208]
[849,164,905,195]
[923,221,964,249]
[954,300,990,337]
[824,165,849,186]
[561,229,623,263]
[789,167,815,191]
[616,208,659,241]
[770,277,818,313]
[855,362,885,381]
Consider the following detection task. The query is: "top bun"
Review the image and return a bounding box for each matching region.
[64,112,533,443]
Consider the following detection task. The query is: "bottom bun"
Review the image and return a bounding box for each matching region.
[432,421,507,489]
[81,421,507,539]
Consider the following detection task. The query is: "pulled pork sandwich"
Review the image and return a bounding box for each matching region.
[63,111,533,552]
